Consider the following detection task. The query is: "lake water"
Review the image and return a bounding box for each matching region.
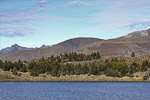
[0,82,150,100]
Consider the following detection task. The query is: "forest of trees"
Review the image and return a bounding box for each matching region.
[0,52,150,78]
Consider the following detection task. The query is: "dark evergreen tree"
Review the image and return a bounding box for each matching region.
[141,60,149,71]
[131,52,135,57]
[0,60,3,68]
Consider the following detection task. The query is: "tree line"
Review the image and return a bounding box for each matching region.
[0,52,150,78]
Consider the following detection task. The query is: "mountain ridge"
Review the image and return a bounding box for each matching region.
[123,29,150,38]
[1,29,150,61]
[0,44,35,56]
[0,44,52,57]
[0,37,102,61]
[77,29,150,56]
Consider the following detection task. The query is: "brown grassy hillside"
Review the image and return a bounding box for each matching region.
[0,37,102,61]
[77,29,150,56]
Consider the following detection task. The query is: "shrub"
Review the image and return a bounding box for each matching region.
[143,76,148,80]
[0,60,3,68]
[12,69,17,75]
[20,66,28,72]
[141,60,149,71]
[30,71,39,76]
[131,52,135,57]
[112,62,128,75]
[17,73,22,76]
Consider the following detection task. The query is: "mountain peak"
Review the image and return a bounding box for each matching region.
[40,45,48,48]
[0,37,102,61]
[0,44,35,57]
[123,29,150,38]
[11,44,20,48]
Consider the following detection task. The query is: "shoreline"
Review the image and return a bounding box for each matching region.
[1,74,150,82]
[1,69,150,82]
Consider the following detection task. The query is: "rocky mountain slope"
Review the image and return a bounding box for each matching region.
[0,37,102,61]
[77,29,150,56]
[123,29,150,38]
[0,44,51,56]
[0,44,35,56]
[1,29,150,61]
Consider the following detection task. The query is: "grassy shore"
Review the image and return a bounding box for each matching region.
[0,70,149,82]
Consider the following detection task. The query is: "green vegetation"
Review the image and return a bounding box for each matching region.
[0,52,150,78]
[131,52,135,57]
[141,60,149,71]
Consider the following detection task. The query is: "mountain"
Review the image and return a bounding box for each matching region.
[1,29,150,61]
[0,37,102,61]
[77,29,150,56]
[0,44,52,57]
[0,44,35,56]
[123,29,150,38]
[40,45,49,48]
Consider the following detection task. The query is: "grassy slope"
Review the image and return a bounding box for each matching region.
[1,38,102,61]
[77,36,150,56]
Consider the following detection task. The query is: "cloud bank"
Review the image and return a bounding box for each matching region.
[36,0,48,7]
[0,27,35,37]
[63,1,89,8]
[88,0,150,31]
[0,0,150,37]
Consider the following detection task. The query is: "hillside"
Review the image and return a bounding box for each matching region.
[0,52,150,81]
[77,29,150,56]
[0,37,102,61]
[1,29,150,61]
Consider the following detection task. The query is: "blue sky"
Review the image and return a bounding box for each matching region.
[0,0,150,49]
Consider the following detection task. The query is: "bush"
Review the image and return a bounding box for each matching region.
[20,66,28,72]
[143,76,148,80]
[0,60,3,68]
[130,62,138,73]
[141,60,149,71]
[131,52,135,57]
[12,69,17,75]
[90,64,98,75]
[112,62,128,75]
[30,71,39,76]
[17,73,22,76]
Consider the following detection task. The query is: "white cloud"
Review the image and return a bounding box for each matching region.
[59,1,89,8]
[0,27,36,37]
[0,6,72,24]
[36,0,48,7]
[67,1,89,7]
[88,0,150,31]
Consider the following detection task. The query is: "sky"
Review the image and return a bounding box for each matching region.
[0,0,150,49]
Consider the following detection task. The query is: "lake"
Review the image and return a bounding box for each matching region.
[0,82,150,100]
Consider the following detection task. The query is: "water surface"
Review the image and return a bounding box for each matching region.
[0,82,150,100]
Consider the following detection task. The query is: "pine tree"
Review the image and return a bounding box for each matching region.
[0,60,3,68]
[131,52,135,57]
[96,52,101,59]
